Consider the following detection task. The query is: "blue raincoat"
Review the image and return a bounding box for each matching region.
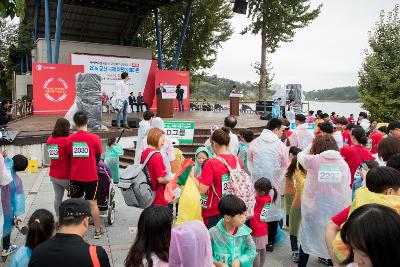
[2,157,25,238]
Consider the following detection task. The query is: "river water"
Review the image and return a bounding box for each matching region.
[306,101,366,117]
[243,101,366,118]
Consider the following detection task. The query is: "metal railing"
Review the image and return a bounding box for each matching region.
[11,100,33,120]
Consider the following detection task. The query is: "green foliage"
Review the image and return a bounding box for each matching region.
[305,86,360,101]
[191,75,273,101]
[133,0,233,74]
[0,0,24,18]
[0,18,33,99]
[242,0,322,99]
[359,5,400,121]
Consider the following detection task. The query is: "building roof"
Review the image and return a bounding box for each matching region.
[24,0,182,45]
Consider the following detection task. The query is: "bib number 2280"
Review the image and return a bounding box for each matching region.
[72,142,89,158]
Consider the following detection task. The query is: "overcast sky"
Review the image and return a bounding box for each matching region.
[208,0,398,91]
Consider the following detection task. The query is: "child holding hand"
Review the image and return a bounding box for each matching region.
[209,195,257,267]
[249,178,276,267]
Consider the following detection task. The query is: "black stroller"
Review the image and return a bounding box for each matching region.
[97,160,116,225]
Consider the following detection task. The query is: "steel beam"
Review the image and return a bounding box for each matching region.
[154,8,163,69]
[33,0,40,41]
[53,0,64,63]
[172,0,193,70]
[44,0,52,63]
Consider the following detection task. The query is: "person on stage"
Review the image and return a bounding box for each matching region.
[114,72,130,129]
[176,84,184,112]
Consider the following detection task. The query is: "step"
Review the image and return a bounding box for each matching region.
[120,155,134,164]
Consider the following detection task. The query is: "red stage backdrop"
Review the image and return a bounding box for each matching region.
[153,70,190,110]
[32,63,84,114]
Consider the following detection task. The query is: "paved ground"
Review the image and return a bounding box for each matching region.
[4,169,325,267]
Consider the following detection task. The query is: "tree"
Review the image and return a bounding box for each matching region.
[0,17,17,99]
[0,0,24,18]
[359,5,400,121]
[243,0,322,100]
[132,0,233,85]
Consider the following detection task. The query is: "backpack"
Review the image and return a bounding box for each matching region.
[213,156,256,218]
[118,151,158,209]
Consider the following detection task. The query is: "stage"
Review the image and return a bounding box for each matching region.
[3,111,266,146]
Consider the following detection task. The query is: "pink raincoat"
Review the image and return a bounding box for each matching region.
[169,220,214,267]
[289,123,314,150]
[297,150,351,259]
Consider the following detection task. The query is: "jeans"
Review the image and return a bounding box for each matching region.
[298,246,333,267]
[267,221,278,244]
[51,177,70,217]
[3,234,10,250]
[117,100,128,126]
[137,103,148,112]
[290,235,299,252]
[178,99,184,111]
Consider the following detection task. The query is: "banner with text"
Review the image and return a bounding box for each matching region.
[164,121,195,144]
[154,70,190,110]
[32,63,84,114]
[70,54,156,104]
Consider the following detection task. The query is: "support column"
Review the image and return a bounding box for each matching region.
[53,0,64,63]
[172,0,193,70]
[44,0,52,63]
[154,9,163,69]
[33,0,40,41]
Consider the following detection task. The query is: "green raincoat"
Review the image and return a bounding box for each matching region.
[104,144,123,183]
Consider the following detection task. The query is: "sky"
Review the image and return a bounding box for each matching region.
[208,0,398,91]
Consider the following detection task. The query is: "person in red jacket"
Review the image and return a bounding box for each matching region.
[46,118,71,219]
[250,178,274,267]
[340,127,374,186]
[370,126,387,154]
[67,111,103,239]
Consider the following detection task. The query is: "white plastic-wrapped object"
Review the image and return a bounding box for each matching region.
[297,150,351,259]
[65,73,107,131]
[247,129,289,221]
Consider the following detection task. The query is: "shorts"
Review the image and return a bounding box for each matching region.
[69,180,98,200]
[252,235,269,250]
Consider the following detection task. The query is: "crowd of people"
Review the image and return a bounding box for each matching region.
[0,103,400,267]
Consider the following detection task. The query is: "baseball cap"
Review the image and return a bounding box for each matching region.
[59,198,90,219]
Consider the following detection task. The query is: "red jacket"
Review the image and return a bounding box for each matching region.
[249,195,271,236]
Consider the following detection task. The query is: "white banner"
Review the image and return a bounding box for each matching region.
[70,54,152,98]
[161,85,188,99]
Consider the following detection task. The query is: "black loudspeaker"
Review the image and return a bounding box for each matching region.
[233,0,248,14]
[111,116,141,128]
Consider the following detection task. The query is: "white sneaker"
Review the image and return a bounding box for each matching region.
[2,244,18,256]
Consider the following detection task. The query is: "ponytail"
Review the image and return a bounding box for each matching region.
[352,127,368,146]
[271,186,278,204]
[26,209,55,250]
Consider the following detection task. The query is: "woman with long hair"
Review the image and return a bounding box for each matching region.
[125,206,172,267]
[46,118,70,219]
[297,135,351,267]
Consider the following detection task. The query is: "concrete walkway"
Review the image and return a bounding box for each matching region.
[5,169,325,267]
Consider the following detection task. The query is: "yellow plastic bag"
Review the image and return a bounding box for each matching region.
[176,177,202,225]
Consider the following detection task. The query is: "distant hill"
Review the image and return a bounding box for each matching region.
[305,86,360,102]
[191,75,280,101]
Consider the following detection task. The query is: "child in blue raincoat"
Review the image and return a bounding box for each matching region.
[272,98,282,119]
[104,137,124,184]
[2,154,28,257]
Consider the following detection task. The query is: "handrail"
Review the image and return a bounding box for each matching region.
[11,100,33,120]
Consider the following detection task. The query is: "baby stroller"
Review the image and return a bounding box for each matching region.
[97,160,116,225]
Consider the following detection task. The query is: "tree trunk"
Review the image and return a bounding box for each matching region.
[259,23,267,100]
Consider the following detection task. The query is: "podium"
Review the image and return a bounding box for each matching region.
[229,93,243,116]
[157,94,174,118]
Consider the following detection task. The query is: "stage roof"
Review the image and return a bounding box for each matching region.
[24,0,183,45]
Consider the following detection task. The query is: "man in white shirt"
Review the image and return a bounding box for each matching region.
[289,113,314,150]
[358,112,370,132]
[114,72,130,129]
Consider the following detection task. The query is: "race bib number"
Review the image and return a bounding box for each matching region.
[72,142,89,158]
[200,194,208,209]
[221,174,231,196]
[47,144,59,159]
[318,164,342,184]
[214,254,231,266]
[260,203,271,222]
